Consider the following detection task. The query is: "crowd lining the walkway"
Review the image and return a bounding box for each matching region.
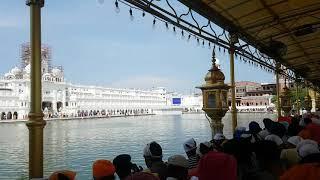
[38,113,320,180]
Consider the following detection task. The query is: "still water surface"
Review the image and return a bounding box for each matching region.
[0,113,275,179]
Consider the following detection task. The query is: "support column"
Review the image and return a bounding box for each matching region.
[276,64,281,118]
[313,90,316,112]
[26,0,46,178]
[229,32,238,132]
[230,48,237,131]
[295,83,300,115]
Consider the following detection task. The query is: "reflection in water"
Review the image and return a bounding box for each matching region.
[0,113,275,179]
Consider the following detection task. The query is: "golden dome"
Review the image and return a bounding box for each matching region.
[204,51,225,84]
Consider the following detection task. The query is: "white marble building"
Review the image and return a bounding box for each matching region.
[0,44,168,120]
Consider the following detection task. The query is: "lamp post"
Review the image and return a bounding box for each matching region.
[280,82,291,116]
[197,50,230,138]
[26,0,46,178]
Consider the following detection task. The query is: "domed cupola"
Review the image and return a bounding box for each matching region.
[4,72,15,80]
[52,67,62,77]
[10,66,22,76]
[204,51,225,85]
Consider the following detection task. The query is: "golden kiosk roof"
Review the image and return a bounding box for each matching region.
[179,0,320,87]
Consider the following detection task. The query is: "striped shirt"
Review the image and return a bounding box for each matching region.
[188,155,198,169]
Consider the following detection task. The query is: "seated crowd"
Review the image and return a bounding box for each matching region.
[47,113,320,180]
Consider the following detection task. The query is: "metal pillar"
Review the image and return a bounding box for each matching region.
[295,83,300,115]
[229,46,237,132]
[276,65,281,118]
[313,90,317,112]
[26,0,46,178]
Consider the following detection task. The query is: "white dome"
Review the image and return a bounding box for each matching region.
[10,66,22,75]
[5,72,14,77]
[24,64,31,74]
[52,68,62,76]
[42,73,51,77]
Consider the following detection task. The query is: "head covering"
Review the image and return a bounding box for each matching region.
[297,140,320,158]
[198,151,237,180]
[196,141,213,157]
[240,132,255,143]
[113,154,132,178]
[280,149,300,167]
[280,163,320,180]
[278,116,292,124]
[298,129,312,140]
[125,172,160,180]
[92,159,116,178]
[270,122,287,138]
[167,155,188,168]
[213,133,226,141]
[287,136,303,146]
[113,154,132,167]
[234,126,246,140]
[263,118,274,131]
[49,170,76,180]
[143,141,163,158]
[183,138,197,152]
[280,121,290,130]
[304,123,320,143]
[258,129,270,139]
[265,134,284,146]
[249,121,262,134]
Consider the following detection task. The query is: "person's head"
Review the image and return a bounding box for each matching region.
[286,136,303,149]
[197,141,213,158]
[291,116,300,125]
[125,172,159,180]
[233,126,246,140]
[263,118,273,131]
[143,141,163,168]
[280,163,320,180]
[222,139,253,165]
[183,138,197,157]
[304,118,312,126]
[49,170,76,180]
[212,133,226,147]
[279,121,289,131]
[249,121,262,135]
[254,140,281,170]
[113,154,133,179]
[198,151,237,180]
[270,122,286,138]
[297,139,320,158]
[92,159,116,180]
[265,134,284,147]
[167,155,188,180]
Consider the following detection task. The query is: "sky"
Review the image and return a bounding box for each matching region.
[0,0,274,94]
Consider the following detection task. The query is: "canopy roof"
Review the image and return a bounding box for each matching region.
[179,0,320,87]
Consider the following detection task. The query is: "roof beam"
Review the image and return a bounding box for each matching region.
[243,5,320,30]
[178,0,272,55]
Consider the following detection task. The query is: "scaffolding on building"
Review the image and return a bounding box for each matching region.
[20,43,52,73]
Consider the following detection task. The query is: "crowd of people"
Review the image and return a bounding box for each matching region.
[46,113,320,180]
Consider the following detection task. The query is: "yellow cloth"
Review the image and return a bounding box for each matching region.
[280,148,300,167]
